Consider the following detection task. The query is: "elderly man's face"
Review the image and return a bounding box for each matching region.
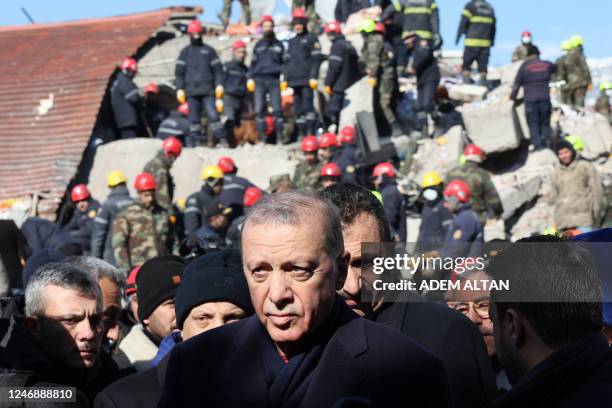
[242,220,345,348]
[98,277,121,344]
[182,301,248,340]
[27,285,103,369]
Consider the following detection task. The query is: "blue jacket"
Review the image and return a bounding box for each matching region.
[110,72,140,128]
[249,37,284,79]
[283,31,322,87]
[417,196,452,253]
[441,204,483,259]
[333,145,360,184]
[224,59,248,97]
[150,331,182,368]
[91,185,134,264]
[380,178,407,242]
[175,42,223,96]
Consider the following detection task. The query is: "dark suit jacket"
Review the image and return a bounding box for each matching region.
[94,354,168,408]
[158,301,451,407]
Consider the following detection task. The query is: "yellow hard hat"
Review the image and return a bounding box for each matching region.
[201,165,224,180]
[569,35,584,48]
[421,171,443,189]
[561,40,572,51]
[565,134,585,152]
[107,170,127,187]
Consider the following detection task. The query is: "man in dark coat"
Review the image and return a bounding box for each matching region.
[372,162,406,242]
[110,58,141,139]
[323,183,499,408]
[158,192,450,407]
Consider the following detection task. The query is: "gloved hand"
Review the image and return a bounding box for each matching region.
[247,79,256,93]
[177,89,186,104]
[280,81,289,91]
[308,79,318,90]
[324,86,333,96]
[215,99,224,113]
[367,77,378,88]
[215,85,224,99]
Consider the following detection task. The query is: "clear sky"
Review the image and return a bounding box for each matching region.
[2,1,611,65]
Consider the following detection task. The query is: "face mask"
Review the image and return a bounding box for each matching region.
[522,37,532,45]
[423,188,439,202]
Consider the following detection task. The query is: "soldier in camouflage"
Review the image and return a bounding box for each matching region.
[269,174,295,193]
[595,82,611,125]
[143,137,182,211]
[219,0,251,29]
[553,40,571,105]
[564,36,592,109]
[112,172,173,273]
[511,31,532,63]
[360,19,400,136]
[292,135,323,192]
[446,144,502,224]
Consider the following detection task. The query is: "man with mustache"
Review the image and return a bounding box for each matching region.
[159,191,450,407]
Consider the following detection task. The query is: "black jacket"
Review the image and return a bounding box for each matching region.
[175,41,223,97]
[249,37,284,79]
[380,177,407,241]
[417,196,452,253]
[412,39,441,84]
[0,220,27,289]
[383,0,440,41]
[374,298,498,408]
[158,298,450,407]
[156,112,190,140]
[457,0,496,47]
[334,0,371,22]
[284,32,323,87]
[94,353,169,408]
[91,185,134,264]
[224,59,249,97]
[110,72,140,128]
[511,57,556,102]
[218,174,255,220]
[184,185,218,238]
[20,217,60,253]
[333,144,360,184]
[324,35,362,92]
[62,200,101,253]
[490,333,612,407]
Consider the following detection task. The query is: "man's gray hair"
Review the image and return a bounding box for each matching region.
[243,191,344,259]
[63,256,126,288]
[25,262,102,317]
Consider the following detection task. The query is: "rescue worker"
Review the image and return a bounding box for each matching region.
[156,103,190,142]
[335,125,360,184]
[510,45,556,150]
[249,15,285,144]
[269,174,295,193]
[320,163,342,189]
[217,156,255,220]
[175,20,227,148]
[553,40,572,105]
[110,57,141,139]
[565,35,592,108]
[360,19,401,136]
[64,184,100,254]
[143,136,182,211]
[292,135,324,192]
[456,0,496,85]
[142,82,167,136]
[193,201,232,250]
[324,21,361,132]
[91,171,134,266]
[283,8,323,139]
[334,0,371,23]
[511,31,532,63]
[446,144,502,224]
[226,186,263,247]
[440,179,483,259]
[550,135,605,233]
[416,171,452,253]
[219,0,251,29]
[291,0,318,33]
[405,32,440,139]
[595,82,612,124]
[184,165,225,238]
[372,162,406,241]
[223,40,249,143]
[318,132,340,163]
[112,173,173,272]
[382,0,441,49]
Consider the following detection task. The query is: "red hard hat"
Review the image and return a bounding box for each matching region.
[71,184,91,202]
[125,265,141,296]
[260,15,274,25]
[444,179,471,203]
[320,163,342,178]
[162,136,183,157]
[292,8,306,19]
[375,22,386,34]
[134,172,156,192]
[243,187,263,207]
[177,102,189,116]
[372,162,396,178]
[232,40,246,50]
[120,57,137,73]
[319,132,339,148]
[464,144,485,162]
[340,126,356,144]
[187,20,203,34]
[144,83,158,95]
[217,157,236,174]
[521,30,532,38]
[324,21,342,34]
[301,135,319,152]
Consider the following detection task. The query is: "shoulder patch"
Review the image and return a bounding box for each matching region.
[88,210,97,219]
[453,229,462,240]
[346,165,355,174]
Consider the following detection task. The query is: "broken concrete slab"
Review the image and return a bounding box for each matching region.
[409,125,463,182]
[510,200,555,241]
[448,84,488,103]
[560,111,612,160]
[339,77,374,131]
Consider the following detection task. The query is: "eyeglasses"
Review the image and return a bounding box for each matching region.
[447,300,490,319]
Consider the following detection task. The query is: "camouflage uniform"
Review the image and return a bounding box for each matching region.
[564,47,592,108]
[143,150,174,211]
[112,201,173,272]
[292,0,319,33]
[595,92,611,124]
[292,160,324,192]
[362,32,397,128]
[553,54,570,105]
[446,161,503,223]
[220,0,251,28]
[511,44,528,63]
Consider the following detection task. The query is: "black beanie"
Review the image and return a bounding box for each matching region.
[136,255,185,322]
[176,249,254,329]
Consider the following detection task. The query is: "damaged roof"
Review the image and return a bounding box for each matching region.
[0,8,196,218]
